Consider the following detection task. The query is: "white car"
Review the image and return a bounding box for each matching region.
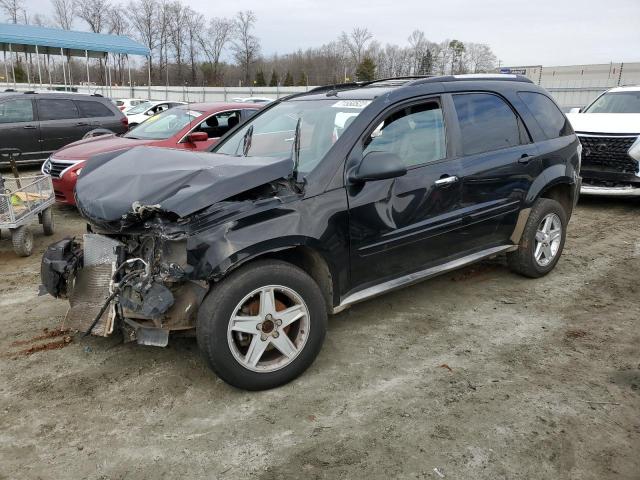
[231,97,273,104]
[113,98,146,112]
[125,100,187,127]
[567,85,640,196]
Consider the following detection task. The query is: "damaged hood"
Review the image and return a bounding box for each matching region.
[75,146,293,222]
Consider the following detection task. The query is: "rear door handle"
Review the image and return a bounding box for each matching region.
[434,175,459,187]
[23,125,36,129]
[76,122,89,126]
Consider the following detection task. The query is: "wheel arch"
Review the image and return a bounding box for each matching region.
[210,240,339,313]
[526,164,578,217]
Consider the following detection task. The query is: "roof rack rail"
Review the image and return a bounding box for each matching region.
[409,74,534,85]
[301,73,534,99]
[307,82,364,95]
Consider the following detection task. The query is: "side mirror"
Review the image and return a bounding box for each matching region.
[569,107,582,114]
[145,110,154,116]
[350,151,407,183]
[186,132,208,143]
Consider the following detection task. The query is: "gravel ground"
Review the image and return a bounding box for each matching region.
[0,197,638,480]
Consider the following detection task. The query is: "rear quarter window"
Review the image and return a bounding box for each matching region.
[518,91,573,139]
[75,100,115,118]
[452,93,522,155]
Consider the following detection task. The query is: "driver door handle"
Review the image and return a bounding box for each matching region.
[434,175,459,187]
[518,153,533,164]
[23,125,36,129]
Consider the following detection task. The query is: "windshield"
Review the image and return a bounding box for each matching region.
[127,101,153,115]
[124,108,203,140]
[214,99,370,173]
[584,92,640,113]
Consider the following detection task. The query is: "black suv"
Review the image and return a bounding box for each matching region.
[0,91,127,165]
[41,75,581,390]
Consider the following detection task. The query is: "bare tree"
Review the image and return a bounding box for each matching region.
[0,0,23,23]
[464,43,496,73]
[51,0,74,29]
[108,4,130,83]
[75,0,109,33]
[129,0,158,78]
[199,17,233,85]
[340,27,373,67]
[167,1,188,83]
[184,9,205,84]
[232,10,260,85]
[156,0,172,83]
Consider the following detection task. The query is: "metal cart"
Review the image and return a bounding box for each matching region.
[0,149,55,257]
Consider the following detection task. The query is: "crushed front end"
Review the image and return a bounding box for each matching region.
[41,231,207,346]
[40,146,296,347]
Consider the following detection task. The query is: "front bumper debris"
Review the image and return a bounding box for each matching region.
[41,233,207,344]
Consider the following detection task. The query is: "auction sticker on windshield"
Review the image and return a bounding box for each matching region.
[332,100,372,109]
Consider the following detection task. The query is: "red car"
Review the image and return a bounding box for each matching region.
[42,102,261,205]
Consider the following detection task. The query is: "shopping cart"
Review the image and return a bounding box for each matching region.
[0,149,55,257]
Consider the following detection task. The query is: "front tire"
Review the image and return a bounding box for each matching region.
[508,198,567,278]
[197,259,327,390]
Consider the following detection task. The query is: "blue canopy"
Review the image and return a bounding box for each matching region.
[0,23,150,58]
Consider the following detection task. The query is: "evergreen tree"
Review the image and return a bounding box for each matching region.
[283,71,294,86]
[254,70,266,86]
[355,56,376,82]
[419,50,433,76]
[269,69,279,86]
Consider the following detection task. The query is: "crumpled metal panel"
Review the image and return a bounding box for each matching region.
[75,146,294,222]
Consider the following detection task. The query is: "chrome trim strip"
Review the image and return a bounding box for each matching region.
[49,159,82,178]
[581,185,640,197]
[576,133,639,138]
[336,245,512,311]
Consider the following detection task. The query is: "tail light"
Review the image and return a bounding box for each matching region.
[121,116,129,130]
[119,106,126,111]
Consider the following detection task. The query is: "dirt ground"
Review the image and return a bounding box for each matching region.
[0,196,638,480]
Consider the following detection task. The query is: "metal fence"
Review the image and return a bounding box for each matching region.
[5,61,640,109]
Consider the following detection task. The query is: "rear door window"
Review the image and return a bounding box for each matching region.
[76,100,114,118]
[37,99,79,121]
[453,93,522,155]
[0,98,34,123]
[518,91,572,139]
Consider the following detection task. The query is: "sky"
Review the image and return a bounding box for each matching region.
[17,0,640,66]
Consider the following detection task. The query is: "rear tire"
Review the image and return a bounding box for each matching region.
[41,207,54,236]
[11,225,34,257]
[197,259,327,391]
[508,198,567,278]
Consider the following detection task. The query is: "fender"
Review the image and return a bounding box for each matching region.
[184,188,350,303]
